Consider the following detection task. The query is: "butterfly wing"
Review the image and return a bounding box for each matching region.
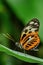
[20,18,40,40]
[20,18,40,50]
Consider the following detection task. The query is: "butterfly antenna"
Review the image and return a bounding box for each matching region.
[2,33,15,43]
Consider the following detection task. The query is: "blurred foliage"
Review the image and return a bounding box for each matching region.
[0,0,43,65]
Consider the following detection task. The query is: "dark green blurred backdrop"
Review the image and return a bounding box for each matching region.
[0,0,43,65]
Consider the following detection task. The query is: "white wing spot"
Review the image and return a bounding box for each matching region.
[34,23,38,25]
[30,21,34,24]
[24,26,31,31]
[31,28,37,32]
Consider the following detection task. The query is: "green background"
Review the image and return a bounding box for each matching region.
[0,0,43,65]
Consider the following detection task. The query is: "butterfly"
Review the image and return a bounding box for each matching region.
[3,18,40,51]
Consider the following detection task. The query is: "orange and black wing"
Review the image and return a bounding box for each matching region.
[20,18,40,50]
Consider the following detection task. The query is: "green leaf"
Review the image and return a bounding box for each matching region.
[0,44,43,63]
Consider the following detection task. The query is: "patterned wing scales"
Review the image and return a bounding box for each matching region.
[20,18,40,50]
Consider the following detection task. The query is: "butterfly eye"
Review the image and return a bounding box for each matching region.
[24,29,28,33]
